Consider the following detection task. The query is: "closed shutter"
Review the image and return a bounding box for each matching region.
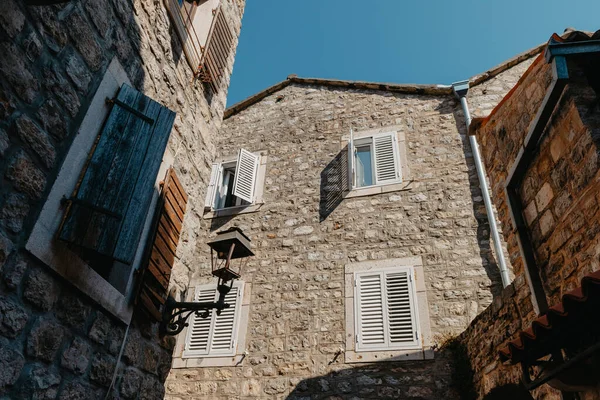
[183,282,243,358]
[347,128,355,190]
[232,149,259,203]
[59,84,175,265]
[373,133,400,185]
[355,267,419,351]
[185,288,216,356]
[204,163,220,209]
[355,273,386,349]
[138,167,188,321]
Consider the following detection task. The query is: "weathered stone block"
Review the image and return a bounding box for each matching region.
[36,99,68,140]
[120,367,143,398]
[140,374,165,400]
[2,255,27,289]
[42,64,81,118]
[90,353,116,387]
[61,337,91,375]
[65,52,92,94]
[0,296,29,338]
[0,231,14,271]
[24,365,61,400]
[27,318,64,362]
[142,343,160,375]
[1,193,30,234]
[6,151,47,200]
[0,338,25,388]
[0,42,39,103]
[55,292,91,329]
[24,266,59,311]
[65,10,104,71]
[59,380,102,400]
[13,115,56,169]
[0,128,9,158]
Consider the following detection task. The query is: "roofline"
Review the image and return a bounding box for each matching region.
[223,42,545,120]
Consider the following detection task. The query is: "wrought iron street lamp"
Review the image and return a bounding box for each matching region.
[161,228,253,335]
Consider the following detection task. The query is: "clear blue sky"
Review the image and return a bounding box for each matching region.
[226,0,599,107]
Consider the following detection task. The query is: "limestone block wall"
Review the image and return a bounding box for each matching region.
[0,0,243,398]
[461,54,600,399]
[165,54,537,399]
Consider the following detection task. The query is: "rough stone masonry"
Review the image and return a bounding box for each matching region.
[164,53,538,399]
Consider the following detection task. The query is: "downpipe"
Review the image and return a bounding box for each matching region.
[452,81,511,288]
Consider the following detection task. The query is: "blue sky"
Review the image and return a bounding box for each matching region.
[226,1,599,107]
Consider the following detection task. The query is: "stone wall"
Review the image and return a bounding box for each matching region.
[461,52,600,398]
[0,0,243,398]
[165,55,536,399]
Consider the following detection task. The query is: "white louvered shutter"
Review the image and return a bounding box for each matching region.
[232,149,259,203]
[347,128,355,190]
[386,270,419,348]
[183,282,244,358]
[355,267,419,351]
[204,163,221,209]
[209,285,241,355]
[183,287,216,356]
[373,133,400,185]
[355,272,386,350]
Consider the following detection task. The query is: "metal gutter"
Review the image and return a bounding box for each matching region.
[452,80,511,288]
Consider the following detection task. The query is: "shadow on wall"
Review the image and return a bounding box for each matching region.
[285,347,473,400]
[451,108,503,298]
[482,384,534,400]
[319,147,350,221]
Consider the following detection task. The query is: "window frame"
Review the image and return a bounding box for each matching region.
[343,127,411,198]
[172,280,252,368]
[203,151,267,219]
[344,257,433,363]
[25,58,172,324]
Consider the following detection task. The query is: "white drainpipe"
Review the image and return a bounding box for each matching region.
[452,80,511,288]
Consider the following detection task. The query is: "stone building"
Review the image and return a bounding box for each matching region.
[0,0,245,398]
[163,48,545,398]
[1,0,598,397]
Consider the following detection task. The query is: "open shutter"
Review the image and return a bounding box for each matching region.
[138,167,188,321]
[183,287,216,356]
[204,163,220,209]
[59,83,175,264]
[386,270,419,348]
[232,149,259,203]
[209,284,241,355]
[373,133,400,185]
[355,272,386,350]
[347,128,355,190]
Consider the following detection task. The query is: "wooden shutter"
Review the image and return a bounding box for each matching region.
[355,272,386,350]
[373,133,400,185]
[232,149,259,203]
[184,287,216,356]
[347,128,355,190]
[138,167,188,321]
[198,6,234,93]
[204,163,220,210]
[59,84,175,265]
[183,282,243,358]
[355,267,419,351]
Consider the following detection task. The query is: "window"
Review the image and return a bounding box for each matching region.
[204,149,266,217]
[183,282,244,358]
[344,257,432,362]
[355,267,419,351]
[26,59,177,323]
[348,131,403,190]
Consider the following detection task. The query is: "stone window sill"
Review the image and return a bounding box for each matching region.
[345,180,414,199]
[203,203,263,219]
[345,348,435,364]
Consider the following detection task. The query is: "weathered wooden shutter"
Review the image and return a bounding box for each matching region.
[138,167,188,321]
[232,149,259,203]
[183,282,243,357]
[347,128,355,190]
[204,163,220,210]
[198,6,234,93]
[373,133,400,185]
[355,272,386,350]
[355,267,419,351]
[386,270,419,348]
[59,84,175,265]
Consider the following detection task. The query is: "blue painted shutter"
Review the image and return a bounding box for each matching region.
[59,84,176,265]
